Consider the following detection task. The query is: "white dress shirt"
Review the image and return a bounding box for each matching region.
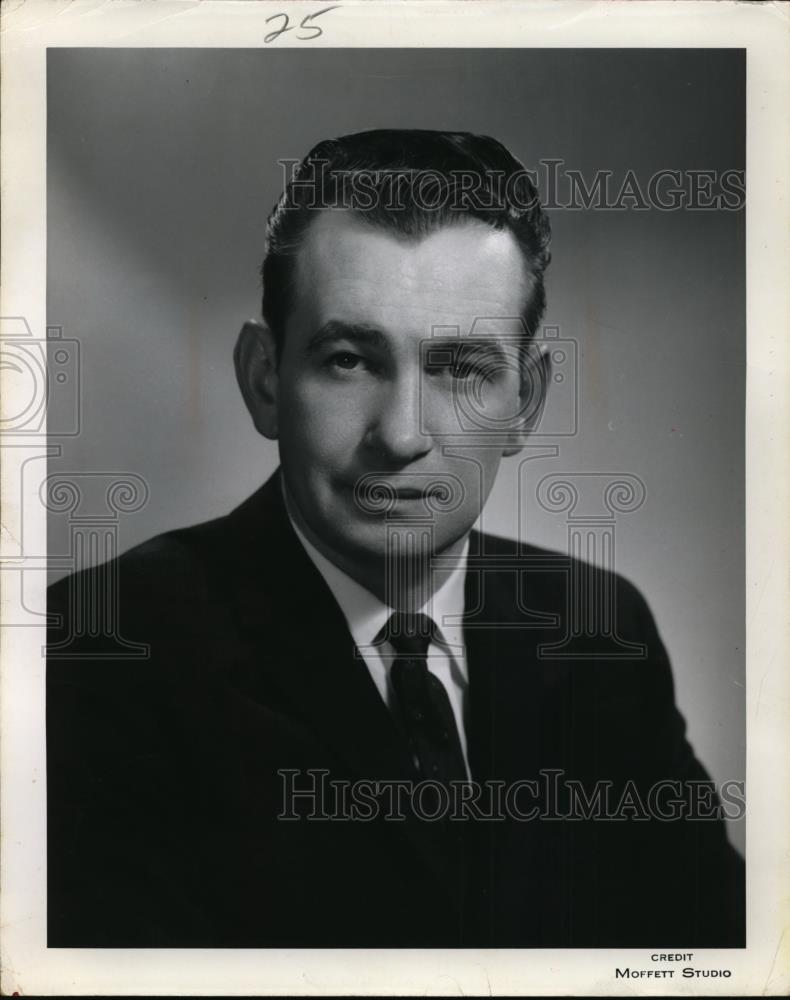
[285,509,471,777]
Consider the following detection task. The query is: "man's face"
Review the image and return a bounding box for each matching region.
[267,211,535,578]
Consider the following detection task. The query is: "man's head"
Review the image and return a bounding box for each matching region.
[236,129,552,600]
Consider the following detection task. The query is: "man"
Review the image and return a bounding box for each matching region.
[48,129,744,948]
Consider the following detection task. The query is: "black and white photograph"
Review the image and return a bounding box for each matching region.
[1,1,787,995]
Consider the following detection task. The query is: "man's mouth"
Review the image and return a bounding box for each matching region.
[390,486,439,500]
[351,477,454,513]
[363,483,448,500]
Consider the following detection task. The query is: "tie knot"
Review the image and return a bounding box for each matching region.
[382,612,435,660]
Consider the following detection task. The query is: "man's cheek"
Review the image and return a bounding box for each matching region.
[454,456,500,507]
[285,403,334,452]
[294,388,353,437]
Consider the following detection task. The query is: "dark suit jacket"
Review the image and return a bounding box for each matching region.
[47,471,744,948]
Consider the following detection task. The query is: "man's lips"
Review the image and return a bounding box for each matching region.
[347,478,453,505]
[346,474,463,515]
[356,483,448,499]
[389,487,441,500]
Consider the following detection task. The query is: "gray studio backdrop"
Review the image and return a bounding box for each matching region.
[47,49,745,848]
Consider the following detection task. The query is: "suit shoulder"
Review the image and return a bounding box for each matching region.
[475,530,653,618]
[125,513,232,569]
[47,513,231,612]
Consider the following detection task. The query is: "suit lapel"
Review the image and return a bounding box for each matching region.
[218,473,416,782]
[210,473,463,905]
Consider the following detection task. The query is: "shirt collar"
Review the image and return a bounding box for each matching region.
[282,485,468,658]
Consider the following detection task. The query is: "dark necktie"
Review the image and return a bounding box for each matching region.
[385,612,468,786]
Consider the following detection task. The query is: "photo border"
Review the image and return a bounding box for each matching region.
[1,1,787,994]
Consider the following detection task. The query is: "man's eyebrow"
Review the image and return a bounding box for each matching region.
[305,320,388,354]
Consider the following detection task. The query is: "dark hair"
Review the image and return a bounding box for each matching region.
[261,129,551,349]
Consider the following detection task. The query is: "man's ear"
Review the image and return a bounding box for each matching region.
[234,319,280,440]
[501,346,552,457]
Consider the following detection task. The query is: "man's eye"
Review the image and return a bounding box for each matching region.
[327,351,365,372]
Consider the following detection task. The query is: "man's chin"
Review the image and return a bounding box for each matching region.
[332,520,465,563]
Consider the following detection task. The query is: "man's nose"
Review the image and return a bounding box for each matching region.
[365,373,431,464]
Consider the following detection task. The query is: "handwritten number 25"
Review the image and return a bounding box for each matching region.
[264,6,338,43]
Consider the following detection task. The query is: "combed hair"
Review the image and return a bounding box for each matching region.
[261,129,552,349]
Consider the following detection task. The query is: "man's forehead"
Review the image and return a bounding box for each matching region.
[291,209,530,333]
